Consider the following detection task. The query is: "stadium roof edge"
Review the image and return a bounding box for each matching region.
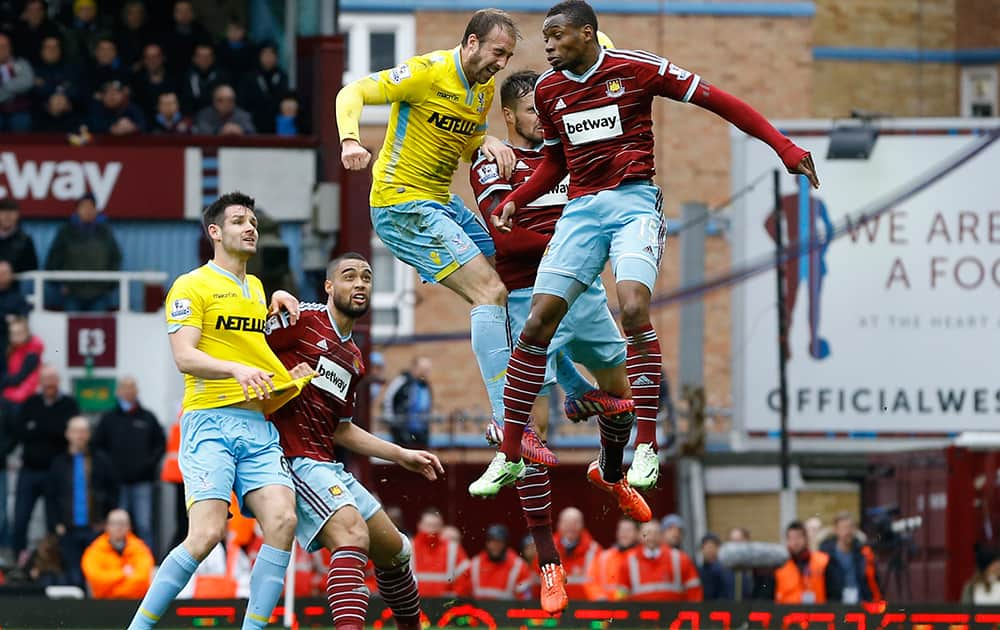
[340,1,816,18]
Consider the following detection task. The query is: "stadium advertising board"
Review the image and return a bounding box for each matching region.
[0,146,185,218]
[731,120,1000,434]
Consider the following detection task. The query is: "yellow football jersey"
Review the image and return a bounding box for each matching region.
[165,262,309,415]
[366,48,493,207]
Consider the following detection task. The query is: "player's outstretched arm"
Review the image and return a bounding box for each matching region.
[169,326,275,400]
[688,81,819,188]
[333,421,444,480]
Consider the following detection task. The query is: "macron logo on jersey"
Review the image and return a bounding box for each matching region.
[562,104,623,145]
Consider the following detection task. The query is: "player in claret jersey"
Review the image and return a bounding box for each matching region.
[266,253,443,630]
[471,0,819,497]
[469,68,651,615]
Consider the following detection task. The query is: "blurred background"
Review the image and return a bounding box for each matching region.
[0,0,998,616]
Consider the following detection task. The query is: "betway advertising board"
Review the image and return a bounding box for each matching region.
[730,119,1000,434]
[0,146,184,217]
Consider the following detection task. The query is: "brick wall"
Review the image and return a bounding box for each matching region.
[357,3,986,423]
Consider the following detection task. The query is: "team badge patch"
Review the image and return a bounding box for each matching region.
[171,298,192,319]
[605,79,625,98]
[330,486,343,497]
[451,234,471,253]
[477,163,499,184]
[389,64,411,84]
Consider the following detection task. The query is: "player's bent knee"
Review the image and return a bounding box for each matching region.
[185,522,227,559]
[619,301,650,330]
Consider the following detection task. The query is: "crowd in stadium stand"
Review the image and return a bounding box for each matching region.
[0,0,303,136]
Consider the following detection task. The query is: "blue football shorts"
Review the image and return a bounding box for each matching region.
[508,279,625,381]
[534,181,666,304]
[179,406,293,518]
[286,456,382,552]
[371,194,495,283]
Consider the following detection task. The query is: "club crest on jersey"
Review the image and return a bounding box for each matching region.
[451,234,471,253]
[329,485,343,497]
[605,79,625,98]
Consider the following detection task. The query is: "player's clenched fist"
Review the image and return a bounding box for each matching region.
[341,138,371,170]
[231,364,275,401]
[492,200,517,233]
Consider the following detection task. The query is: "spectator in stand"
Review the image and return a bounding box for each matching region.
[62,0,111,66]
[818,512,882,604]
[0,262,31,346]
[31,36,82,110]
[24,533,69,587]
[49,415,119,588]
[618,520,702,601]
[93,376,165,550]
[87,79,145,134]
[662,513,684,550]
[131,43,174,120]
[238,40,287,134]
[586,517,639,601]
[114,1,151,73]
[13,0,67,67]
[216,19,254,78]
[181,42,228,114]
[554,507,601,601]
[962,546,1000,604]
[411,507,471,597]
[159,0,210,79]
[698,532,734,600]
[805,515,825,552]
[383,356,433,448]
[441,524,462,546]
[274,92,302,137]
[470,524,533,600]
[11,365,79,559]
[2,317,44,409]
[34,87,83,133]
[151,90,191,133]
[774,520,833,604]
[86,36,129,99]
[0,32,35,132]
[367,350,386,406]
[0,199,38,274]
[44,192,123,311]
[81,508,153,599]
[194,82,253,135]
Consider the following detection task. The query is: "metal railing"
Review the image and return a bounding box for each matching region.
[20,270,169,312]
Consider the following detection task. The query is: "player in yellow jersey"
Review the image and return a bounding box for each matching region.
[128,192,313,630]
[336,9,552,462]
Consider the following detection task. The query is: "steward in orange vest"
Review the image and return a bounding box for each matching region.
[775,521,832,604]
[81,509,154,599]
[470,525,533,600]
[616,521,702,601]
[585,518,640,601]
[411,510,471,597]
[553,528,602,600]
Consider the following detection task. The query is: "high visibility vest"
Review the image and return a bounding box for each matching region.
[192,539,243,598]
[861,545,883,603]
[625,546,702,602]
[161,417,182,484]
[586,546,632,601]
[412,533,470,597]
[775,551,830,604]
[470,550,531,600]
[554,533,601,600]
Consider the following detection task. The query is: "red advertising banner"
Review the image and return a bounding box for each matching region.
[67,315,117,368]
[0,146,185,218]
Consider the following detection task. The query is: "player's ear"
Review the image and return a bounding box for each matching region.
[502,106,514,125]
[206,223,220,240]
[324,278,334,295]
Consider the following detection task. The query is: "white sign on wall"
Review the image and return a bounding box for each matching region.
[731,120,1000,433]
